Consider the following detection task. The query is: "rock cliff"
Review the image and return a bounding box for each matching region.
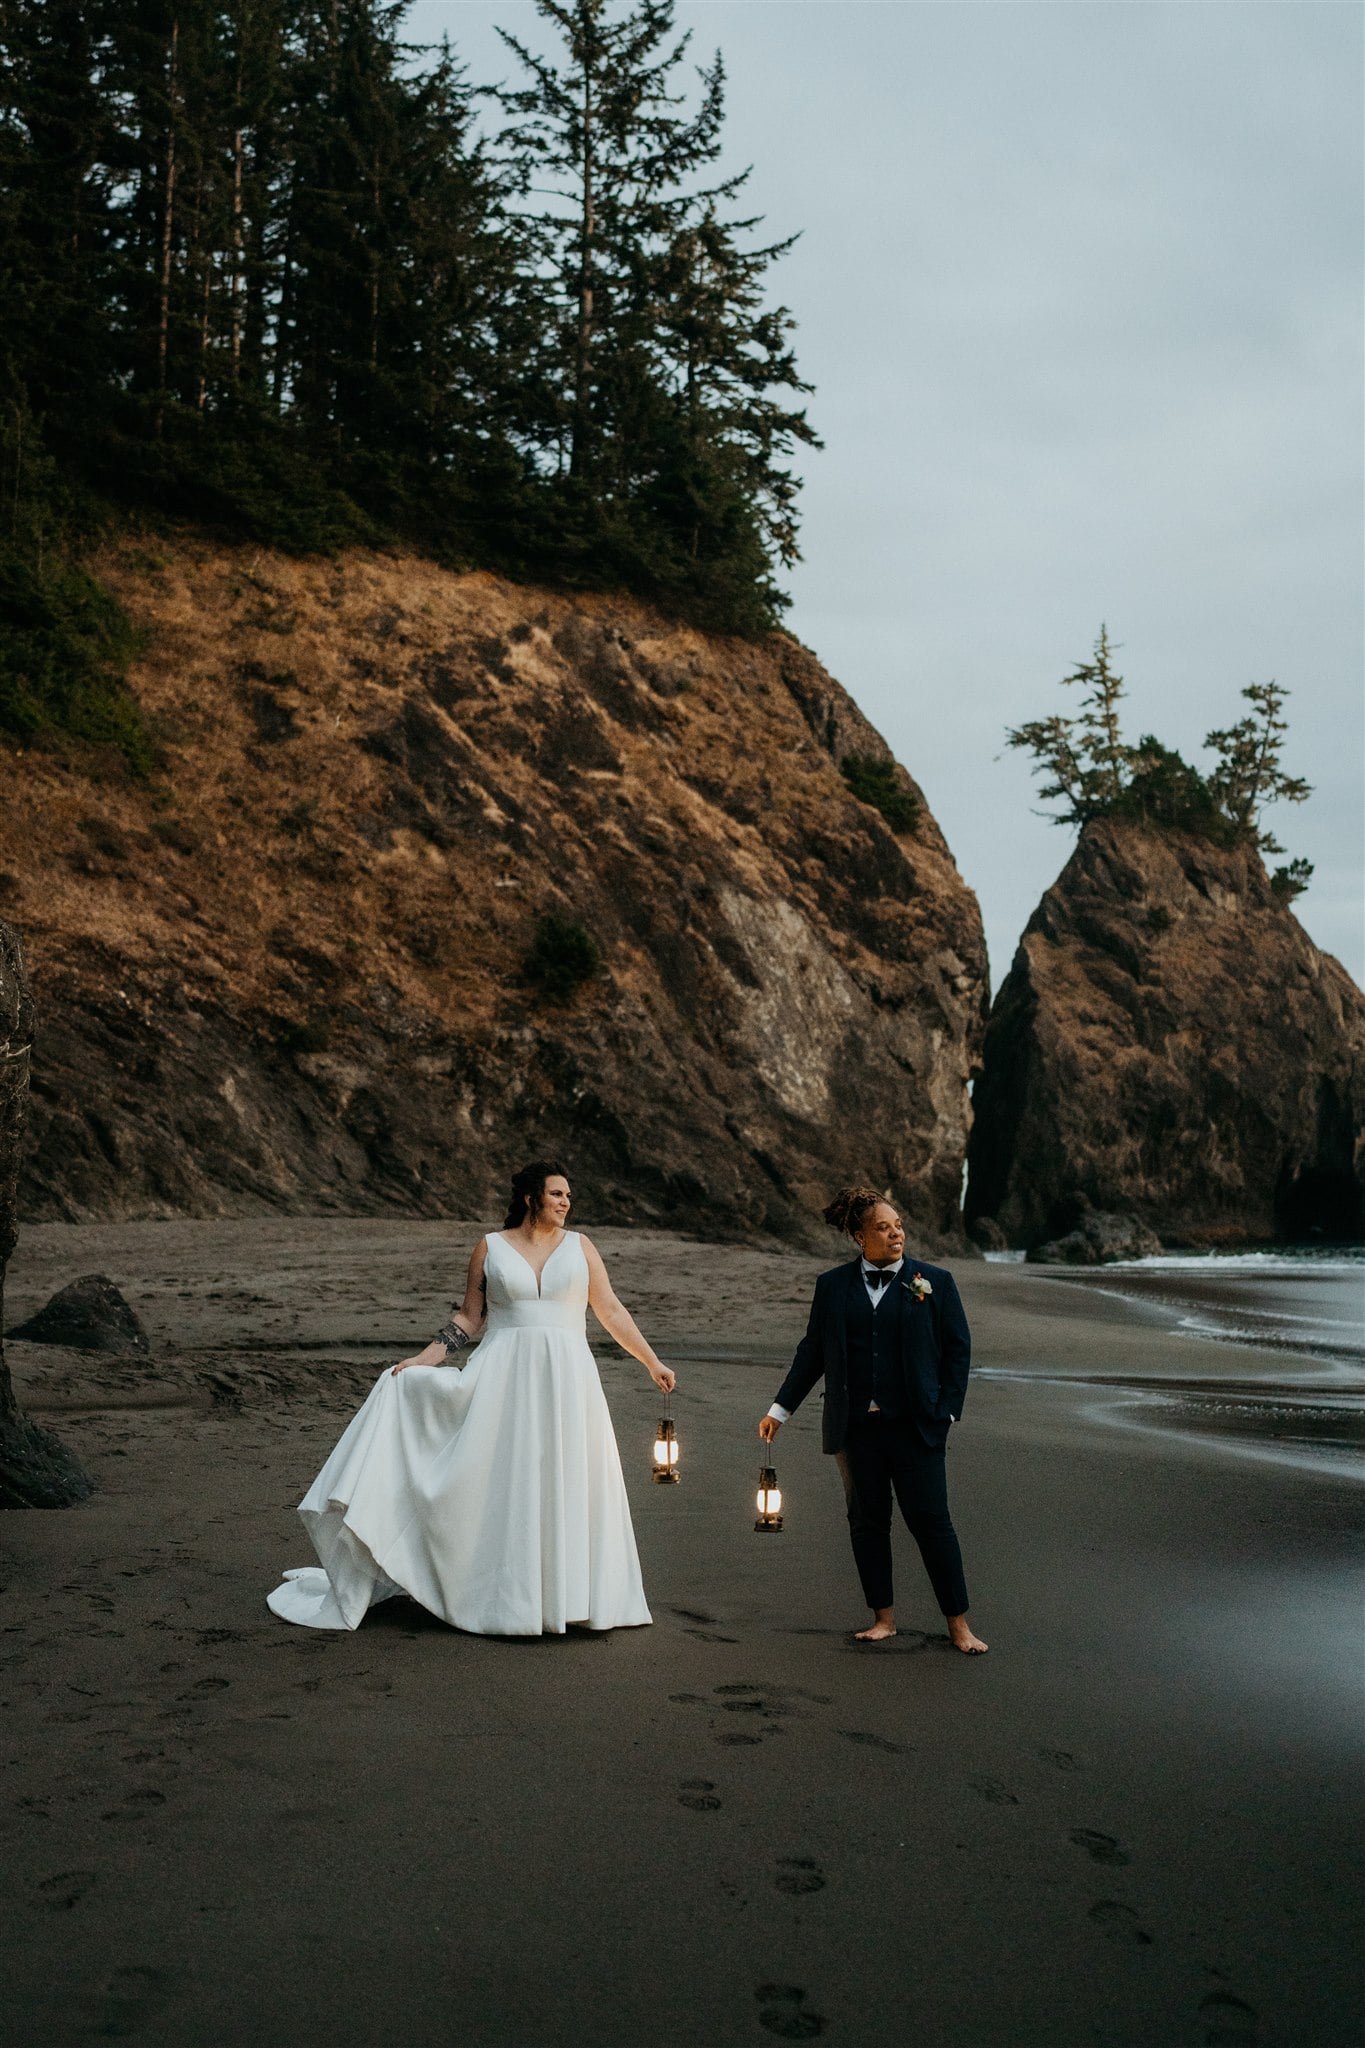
[0,919,90,1505]
[966,818,1365,1248]
[3,540,987,1245]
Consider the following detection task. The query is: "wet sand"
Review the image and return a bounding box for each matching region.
[1038,1257,1365,1370]
[3,1222,1361,2047]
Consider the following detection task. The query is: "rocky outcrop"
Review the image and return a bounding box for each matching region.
[1026,1198,1161,1266]
[0,921,91,1507]
[2,541,988,1246]
[9,1275,150,1356]
[966,819,1365,1248]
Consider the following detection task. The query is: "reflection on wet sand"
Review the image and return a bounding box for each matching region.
[1044,1257,1365,1369]
[1015,1257,1365,1472]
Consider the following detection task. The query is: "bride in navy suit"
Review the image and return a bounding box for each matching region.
[760,1185,987,1652]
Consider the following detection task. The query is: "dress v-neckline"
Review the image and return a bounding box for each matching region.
[496,1230,571,1299]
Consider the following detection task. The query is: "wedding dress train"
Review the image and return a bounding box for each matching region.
[266,1231,651,1634]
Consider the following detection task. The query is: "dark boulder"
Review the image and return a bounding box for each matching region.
[1027,1201,1161,1266]
[966,1215,1008,1253]
[9,1274,150,1357]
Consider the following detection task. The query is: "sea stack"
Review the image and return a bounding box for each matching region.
[966,818,1365,1249]
[3,542,988,1247]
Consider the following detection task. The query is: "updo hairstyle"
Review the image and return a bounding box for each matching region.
[823,1185,885,1239]
[502,1160,569,1230]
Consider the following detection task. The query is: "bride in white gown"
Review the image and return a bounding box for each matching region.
[267,1163,675,1636]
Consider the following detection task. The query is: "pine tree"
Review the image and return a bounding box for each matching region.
[495,0,726,482]
[0,0,120,437]
[278,5,524,517]
[494,0,815,619]
[645,199,817,613]
[1064,623,1130,809]
[1205,682,1312,855]
[1006,626,1134,824]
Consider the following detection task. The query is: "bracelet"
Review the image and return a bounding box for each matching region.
[435,1321,473,1354]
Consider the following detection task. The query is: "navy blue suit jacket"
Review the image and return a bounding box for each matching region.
[773,1256,972,1454]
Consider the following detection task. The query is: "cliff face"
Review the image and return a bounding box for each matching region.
[966,818,1365,1248]
[0,919,90,1505]
[3,540,987,1245]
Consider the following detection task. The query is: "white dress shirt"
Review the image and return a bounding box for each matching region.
[767,1259,904,1423]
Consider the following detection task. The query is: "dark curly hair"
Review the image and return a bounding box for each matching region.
[502,1160,570,1229]
[823,1185,889,1238]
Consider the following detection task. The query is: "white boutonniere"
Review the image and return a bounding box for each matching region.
[909,1272,932,1302]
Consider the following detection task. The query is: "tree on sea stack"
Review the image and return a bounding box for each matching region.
[1205,682,1314,899]
[1006,627,1314,896]
[0,922,91,1509]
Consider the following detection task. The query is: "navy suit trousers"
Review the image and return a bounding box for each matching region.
[836,1413,969,1617]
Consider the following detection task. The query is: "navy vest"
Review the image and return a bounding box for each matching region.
[845,1275,908,1418]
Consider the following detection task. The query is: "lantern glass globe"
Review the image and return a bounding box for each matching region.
[754,1466,783,1530]
[652,1416,680,1482]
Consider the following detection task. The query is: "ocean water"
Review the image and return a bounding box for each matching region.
[988,1248,1365,1369]
[993,1248,1365,1476]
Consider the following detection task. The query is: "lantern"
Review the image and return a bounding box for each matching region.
[652,1399,680,1484]
[754,1465,783,1533]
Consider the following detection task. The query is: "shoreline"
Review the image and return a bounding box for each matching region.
[1034,1257,1365,1374]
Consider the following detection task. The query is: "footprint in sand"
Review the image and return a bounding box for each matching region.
[773,1858,825,1897]
[1088,1900,1153,1946]
[754,1984,829,2039]
[1199,1991,1258,2043]
[175,1678,230,1701]
[90,1963,177,2038]
[708,1687,786,1744]
[839,1729,907,1755]
[677,1779,722,1812]
[968,1776,1019,1805]
[100,1789,167,1824]
[37,1870,97,1911]
[1039,1747,1081,1772]
[1069,1828,1131,1867]
[713,1684,828,1717]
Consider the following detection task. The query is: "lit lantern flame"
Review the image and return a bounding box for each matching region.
[652,1413,679,1484]
[755,1465,783,1532]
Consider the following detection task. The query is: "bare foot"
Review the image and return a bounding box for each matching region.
[947,1614,989,1655]
[855,1610,897,1643]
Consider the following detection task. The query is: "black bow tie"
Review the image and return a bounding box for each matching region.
[864,1267,896,1290]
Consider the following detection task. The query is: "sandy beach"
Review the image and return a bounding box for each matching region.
[3,1221,1360,2047]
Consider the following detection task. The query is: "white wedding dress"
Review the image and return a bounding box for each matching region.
[266,1231,651,1635]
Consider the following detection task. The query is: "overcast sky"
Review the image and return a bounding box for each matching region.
[414,1,1364,989]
